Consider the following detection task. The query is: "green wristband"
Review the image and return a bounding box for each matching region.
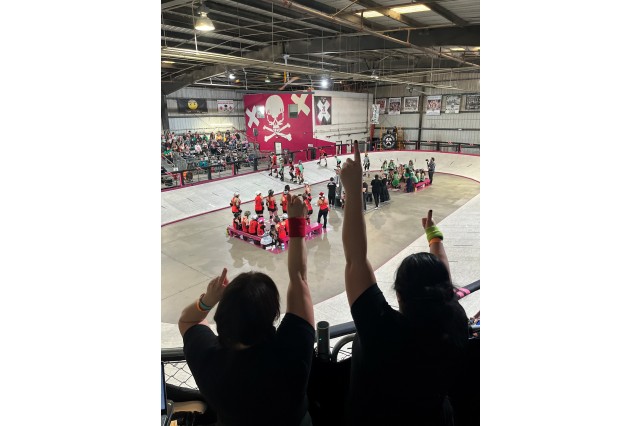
[425,225,444,242]
[199,294,213,310]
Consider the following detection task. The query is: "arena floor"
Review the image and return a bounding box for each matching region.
[161,152,480,348]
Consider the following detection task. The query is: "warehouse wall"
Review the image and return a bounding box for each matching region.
[368,72,480,144]
[165,87,245,134]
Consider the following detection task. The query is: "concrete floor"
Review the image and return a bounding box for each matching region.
[161,173,480,338]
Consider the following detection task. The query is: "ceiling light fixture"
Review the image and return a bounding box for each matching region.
[265,76,271,83]
[320,77,329,88]
[360,11,384,18]
[194,3,215,32]
[391,4,430,14]
[371,70,379,79]
[228,72,235,79]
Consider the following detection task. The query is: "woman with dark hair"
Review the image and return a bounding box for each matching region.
[340,142,468,426]
[178,194,315,426]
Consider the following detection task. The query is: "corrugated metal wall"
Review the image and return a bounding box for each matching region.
[368,72,480,144]
[163,74,479,144]
[166,87,245,133]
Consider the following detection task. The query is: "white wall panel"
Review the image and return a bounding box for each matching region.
[312,90,369,142]
[168,116,246,133]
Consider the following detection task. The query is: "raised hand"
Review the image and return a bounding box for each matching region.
[203,267,229,306]
[421,209,435,231]
[341,142,363,190]
[287,193,307,219]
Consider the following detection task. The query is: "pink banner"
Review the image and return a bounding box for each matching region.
[244,93,315,152]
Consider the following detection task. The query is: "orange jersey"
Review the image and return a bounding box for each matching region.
[248,219,259,235]
[255,196,263,211]
[318,198,329,210]
[281,194,288,211]
[241,216,249,232]
[231,196,240,213]
[267,196,276,210]
[277,222,287,240]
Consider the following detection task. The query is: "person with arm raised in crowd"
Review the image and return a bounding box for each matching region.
[178,193,315,426]
[340,142,468,426]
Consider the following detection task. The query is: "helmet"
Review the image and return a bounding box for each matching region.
[244,211,251,216]
[234,192,239,196]
[252,215,258,220]
[268,189,274,195]
[258,217,264,223]
[255,190,261,195]
[282,213,288,219]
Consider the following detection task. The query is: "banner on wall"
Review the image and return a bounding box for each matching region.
[315,96,332,125]
[425,95,442,115]
[388,97,401,115]
[217,100,235,112]
[177,98,208,113]
[243,93,313,147]
[444,95,461,114]
[375,98,387,114]
[466,94,480,111]
[403,96,419,113]
[371,104,380,124]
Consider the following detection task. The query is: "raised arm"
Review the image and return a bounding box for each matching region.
[178,268,228,336]
[422,210,450,276]
[341,143,377,306]
[285,194,314,326]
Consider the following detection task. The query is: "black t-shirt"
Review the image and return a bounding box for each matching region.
[183,313,315,426]
[362,182,368,193]
[327,181,337,196]
[348,285,468,426]
[370,178,383,194]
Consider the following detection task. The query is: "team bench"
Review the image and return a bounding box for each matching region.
[226,227,262,244]
[414,180,430,190]
[227,223,324,247]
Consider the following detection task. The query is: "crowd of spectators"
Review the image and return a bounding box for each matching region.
[161,129,255,173]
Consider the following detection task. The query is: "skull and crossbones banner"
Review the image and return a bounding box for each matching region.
[315,96,332,125]
[243,93,313,149]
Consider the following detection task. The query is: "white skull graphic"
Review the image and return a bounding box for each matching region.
[265,95,285,131]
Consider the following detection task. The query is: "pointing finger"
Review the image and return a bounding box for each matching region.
[353,141,361,163]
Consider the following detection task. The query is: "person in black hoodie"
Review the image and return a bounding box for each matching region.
[327,177,337,207]
[370,174,383,209]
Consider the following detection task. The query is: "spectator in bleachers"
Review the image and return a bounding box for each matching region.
[340,142,468,426]
[178,192,315,426]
